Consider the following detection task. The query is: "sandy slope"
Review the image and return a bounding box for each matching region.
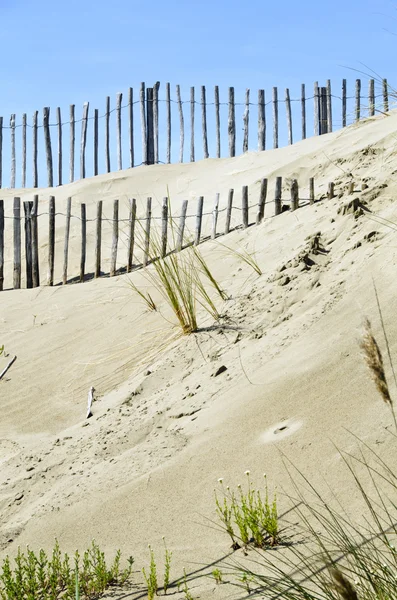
[1,111,397,598]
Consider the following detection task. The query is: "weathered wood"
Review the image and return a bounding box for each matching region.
[31,196,39,287]
[314,82,319,135]
[256,178,268,224]
[211,193,220,240]
[105,96,111,172]
[80,102,89,179]
[140,83,147,165]
[301,84,306,140]
[176,199,188,251]
[320,87,328,134]
[348,181,355,194]
[0,200,3,290]
[10,114,16,188]
[176,84,184,162]
[166,83,171,163]
[116,92,123,170]
[194,196,204,245]
[225,189,234,235]
[342,79,347,127]
[355,79,361,122]
[190,86,195,162]
[272,87,278,148]
[285,89,293,145]
[153,83,159,164]
[215,85,221,158]
[110,199,119,276]
[258,89,266,151]
[80,203,86,283]
[143,197,152,266]
[0,117,3,188]
[69,105,75,183]
[127,198,136,272]
[242,186,249,228]
[290,179,299,211]
[32,111,38,187]
[48,196,55,286]
[94,108,99,176]
[129,87,134,168]
[328,182,335,199]
[146,88,154,165]
[369,79,375,116]
[43,107,53,187]
[56,107,62,186]
[309,177,315,205]
[228,87,236,157]
[326,80,332,132]
[24,201,33,289]
[13,197,21,289]
[274,176,282,216]
[22,113,27,187]
[95,200,102,278]
[383,78,389,112]
[161,197,168,258]
[243,88,250,152]
[201,86,209,159]
[63,197,71,285]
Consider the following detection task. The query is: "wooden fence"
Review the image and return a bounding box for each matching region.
[0,78,391,189]
[0,174,345,291]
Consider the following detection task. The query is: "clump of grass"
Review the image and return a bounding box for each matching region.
[215,472,279,550]
[128,281,157,312]
[211,568,223,584]
[217,242,262,276]
[178,568,193,600]
[0,540,132,600]
[162,537,172,594]
[142,545,158,600]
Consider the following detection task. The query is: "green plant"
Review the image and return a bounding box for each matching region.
[211,568,223,584]
[0,345,4,357]
[128,281,157,312]
[217,242,262,276]
[215,472,279,550]
[162,537,172,594]
[142,545,158,600]
[0,540,132,600]
[178,568,193,600]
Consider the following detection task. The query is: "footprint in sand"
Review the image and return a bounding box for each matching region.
[259,419,303,444]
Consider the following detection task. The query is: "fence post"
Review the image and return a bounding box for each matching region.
[10,114,16,188]
[140,83,147,165]
[69,104,75,183]
[314,82,319,135]
[243,88,250,152]
[48,196,55,286]
[285,89,293,145]
[301,84,306,140]
[228,87,236,157]
[195,196,204,245]
[272,87,278,148]
[33,111,38,187]
[275,176,282,216]
[80,203,86,282]
[326,80,332,132]
[127,198,136,272]
[215,85,221,158]
[63,197,71,285]
[189,86,194,162]
[368,79,375,116]
[43,107,53,187]
[242,185,249,228]
[13,197,21,289]
[153,84,159,164]
[105,96,111,172]
[116,92,123,170]
[24,201,33,289]
[176,84,184,163]
[320,87,328,134]
[95,200,102,278]
[0,117,2,189]
[161,196,168,258]
[143,197,152,266]
[80,102,89,179]
[146,88,154,165]
[129,87,134,168]
[225,189,234,235]
[290,179,299,211]
[201,86,209,159]
[309,177,315,205]
[0,200,3,291]
[22,113,27,187]
[166,83,171,164]
[94,108,99,176]
[31,196,39,287]
[355,79,361,122]
[383,78,389,112]
[328,182,335,199]
[256,178,268,224]
[177,200,188,251]
[56,107,62,186]
[211,193,220,239]
[258,89,265,151]
[110,199,119,276]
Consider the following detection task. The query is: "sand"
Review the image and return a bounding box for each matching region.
[1,110,397,598]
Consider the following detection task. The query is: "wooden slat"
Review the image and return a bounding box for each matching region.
[256,178,268,224]
[228,87,236,157]
[13,197,21,289]
[146,87,154,165]
[143,197,152,266]
[57,107,62,185]
[129,87,134,168]
[43,107,53,187]
[242,186,249,228]
[290,179,299,211]
[285,89,293,145]
[258,89,265,151]
[31,196,39,287]
[95,200,102,278]
[161,197,168,258]
[48,196,55,285]
[342,79,347,127]
[24,201,33,289]
[272,87,278,148]
[326,80,332,132]
[140,82,147,165]
[201,86,209,159]
[80,203,86,282]
[243,88,250,152]
[10,114,16,188]
[355,79,361,122]
[274,176,282,216]
[127,198,136,272]
[105,96,111,172]
[80,102,89,179]
[22,113,27,187]
[94,108,99,176]
[211,193,220,239]
[301,84,306,140]
[194,196,204,245]
[116,92,123,170]
[63,197,71,284]
[225,189,234,235]
[33,111,38,187]
[166,83,172,163]
[110,199,119,276]
[314,82,319,135]
[176,84,184,163]
[69,104,75,183]
[176,199,188,251]
[215,85,221,158]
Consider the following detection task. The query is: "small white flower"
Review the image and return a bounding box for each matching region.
[245,470,250,476]
[218,478,224,484]
[237,483,242,488]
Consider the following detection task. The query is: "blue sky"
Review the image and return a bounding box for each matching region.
[0,0,396,187]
